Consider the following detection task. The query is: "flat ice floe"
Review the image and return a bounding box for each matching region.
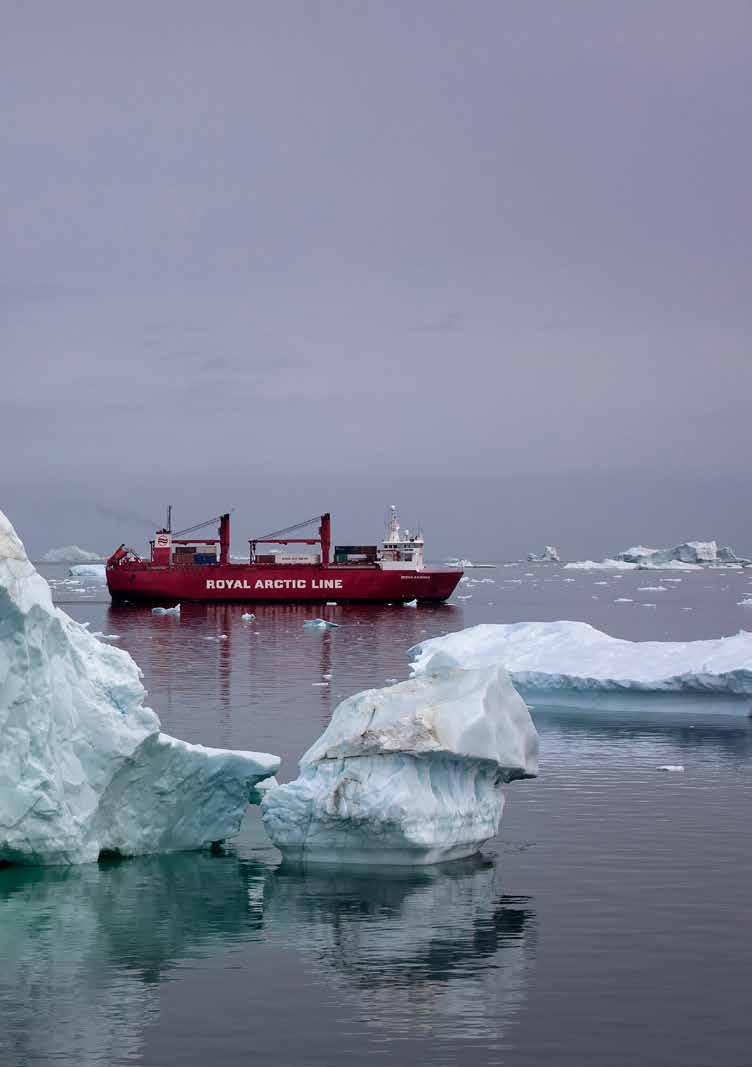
[408,621,752,714]
[261,665,538,866]
[0,511,280,866]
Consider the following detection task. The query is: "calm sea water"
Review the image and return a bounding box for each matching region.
[2,563,751,1066]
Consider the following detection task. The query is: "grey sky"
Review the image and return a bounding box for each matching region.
[2,1,750,558]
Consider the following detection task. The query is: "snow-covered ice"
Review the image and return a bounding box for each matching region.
[152,604,180,616]
[527,546,560,563]
[408,621,752,711]
[262,665,538,866]
[0,511,280,866]
[42,546,103,564]
[241,612,256,621]
[657,765,684,772]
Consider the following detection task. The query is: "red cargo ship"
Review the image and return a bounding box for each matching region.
[106,507,462,605]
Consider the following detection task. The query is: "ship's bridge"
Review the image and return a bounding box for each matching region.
[378,506,425,571]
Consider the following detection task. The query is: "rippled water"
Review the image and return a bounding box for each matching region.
[2,563,751,1066]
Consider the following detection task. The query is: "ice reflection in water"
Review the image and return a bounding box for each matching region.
[263,859,535,1043]
[0,850,533,1064]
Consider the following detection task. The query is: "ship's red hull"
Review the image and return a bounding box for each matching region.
[106,562,463,604]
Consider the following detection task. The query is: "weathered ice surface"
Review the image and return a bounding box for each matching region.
[0,511,280,866]
[409,621,752,698]
[41,546,103,563]
[527,546,560,562]
[262,667,538,866]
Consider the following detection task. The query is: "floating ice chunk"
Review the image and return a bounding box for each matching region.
[0,511,279,866]
[637,586,668,592]
[262,666,538,866]
[68,564,107,581]
[408,621,752,700]
[42,546,103,563]
[325,601,338,606]
[657,765,684,772]
[404,599,418,607]
[241,612,256,621]
[92,632,121,640]
[528,548,559,564]
[152,604,180,616]
[641,603,657,609]
[614,597,633,603]
[738,598,752,607]
[303,618,339,630]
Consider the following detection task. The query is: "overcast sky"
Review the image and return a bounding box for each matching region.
[2,1,750,558]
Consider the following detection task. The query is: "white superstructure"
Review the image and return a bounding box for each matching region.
[378,505,425,570]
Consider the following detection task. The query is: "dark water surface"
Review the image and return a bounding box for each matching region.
[2,563,751,1066]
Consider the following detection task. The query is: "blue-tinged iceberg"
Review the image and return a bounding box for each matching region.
[408,622,752,713]
[68,563,107,581]
[261,666,538,866]
[0,510,280,866]
[565,540,750,571]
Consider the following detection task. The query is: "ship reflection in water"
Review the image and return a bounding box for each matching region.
[0,851,535,1065]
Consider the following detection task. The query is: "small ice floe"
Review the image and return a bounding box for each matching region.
[456,594,473,600]
[594,581,609,586]
[204,634,228,641]
[637,586,668,592]
[304,618,339,630]
[241,612,256,621]
[504,578,523,584]
[312,682,329,687]
[384,677,399,684]
[614,597,633,603]
[738,598,752,607]
[404,599,418,607]
[92,632,121,640]
[322,673,332,680]
[657,765,684,773]
[68,564,107,581]
[326,601,338,606]
[152,604,180,616]
[641,603,657,609]
[562,578,576,583]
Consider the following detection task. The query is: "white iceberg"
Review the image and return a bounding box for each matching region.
[527,546,560,563]
[261,665,538,866]
[151,604,180,615]
[0,511,279,866]
[408,621,752,712]
[68,563,107,581]
[41,545,103,564]
[567,540,750,571]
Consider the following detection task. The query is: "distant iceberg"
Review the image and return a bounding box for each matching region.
[0,510,279,866]
[527,546,560,563]
[566,540,750,571]
[408,621,752,712]
[68,563,107,581]
[262,665,538,866]
[42,545,103,563]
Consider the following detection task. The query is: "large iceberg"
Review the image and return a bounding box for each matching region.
[566,540,750,571]
[261,666,538,866]
[408,622,752,711]
[41,545,103,563]
[0,511,279,866]
[527,546,560,563]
